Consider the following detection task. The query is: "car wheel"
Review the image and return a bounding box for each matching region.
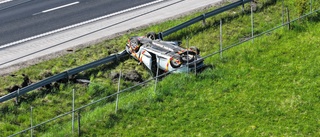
[170,57,182,68]
[190,46,200,55]
[129,37,140,52]
[180,51,195,63]
[146,32,157,40]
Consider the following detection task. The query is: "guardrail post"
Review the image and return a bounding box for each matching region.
[115,69,121,114]
[220,19,223,59]
[115,54,119,62]
[251,1,254,43]
[30,106,33,137]
[158,32,163,40]
[202,14,206,26]
[72,89,75,133]
[15,88,20,105]
[66,71,69,80]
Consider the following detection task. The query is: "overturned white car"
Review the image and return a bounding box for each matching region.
[125,33,204,74]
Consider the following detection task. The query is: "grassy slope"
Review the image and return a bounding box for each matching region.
[44,22,320,136]
[45,2,320,137]
[1,0,319,136]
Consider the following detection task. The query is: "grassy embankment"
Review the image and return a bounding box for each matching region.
[1,0,319,136]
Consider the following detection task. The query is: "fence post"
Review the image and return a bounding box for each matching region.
[154,56,159,93]
[286,7,290,30]
[72,89,75,133]
[242,0,245,12]
[186,37,189,73]
[220,19,223,59]
[30,106,33,137]
[194,55,197,76]
[282,0,284,25]
[115,69,121,114]
[78,111,81,136]
[310,0,312,12]
[251,2,254,43]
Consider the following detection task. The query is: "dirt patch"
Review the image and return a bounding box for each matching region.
[4,74,32,94]
[5,85,20,93]
[123,70,143,82]
[110,70,143,82]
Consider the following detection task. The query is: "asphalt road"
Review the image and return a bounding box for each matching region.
[0,0,222,75]
[0,0,155,45]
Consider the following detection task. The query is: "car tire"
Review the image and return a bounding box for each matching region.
[146,32,157,40]
[180,51,196,63]
[170,57,182,68]
[190,46,200,55]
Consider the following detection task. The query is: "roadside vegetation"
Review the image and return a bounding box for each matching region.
[0,0,319,136]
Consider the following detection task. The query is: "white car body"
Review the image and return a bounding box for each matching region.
[125,35,204,73]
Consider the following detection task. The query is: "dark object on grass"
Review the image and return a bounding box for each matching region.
[5,85,20,93]
[123,70,143,82]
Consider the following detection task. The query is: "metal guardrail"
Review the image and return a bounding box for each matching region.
[158,0,252,39]
[0,0,253,103]
[0,50,128,103]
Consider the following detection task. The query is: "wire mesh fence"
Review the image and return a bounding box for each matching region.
[7,1,320,136]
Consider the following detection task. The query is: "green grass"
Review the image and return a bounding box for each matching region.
[0,0,319,136]
[43,20,320,136]
[43,21,320,137]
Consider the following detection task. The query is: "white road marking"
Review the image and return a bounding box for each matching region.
[42,1,79,13]
[0,0,164,49]
[0,0,13,4]
[33,1,79,15]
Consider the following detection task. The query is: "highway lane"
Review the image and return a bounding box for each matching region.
[0,0,222,75]
[0,0,155,46]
